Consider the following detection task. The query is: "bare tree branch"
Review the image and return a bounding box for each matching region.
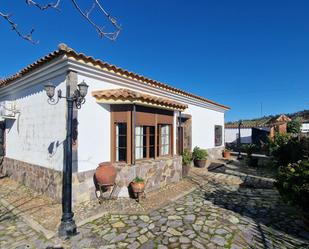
[0,11,38,44]
[1,0,121,43]
[25,0,61,11]
[71,0,121,41]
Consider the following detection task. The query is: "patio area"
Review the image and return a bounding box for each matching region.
[0,158,308,249]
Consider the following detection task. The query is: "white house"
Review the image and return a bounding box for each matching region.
[0,44,229,204]
[301,121,309,133]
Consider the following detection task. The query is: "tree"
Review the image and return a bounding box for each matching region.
[287,117,302,134]
[0,0,121,44]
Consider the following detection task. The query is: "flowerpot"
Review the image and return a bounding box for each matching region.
[182,164,191,177]
[223,151,231,158]
[131,181,145,193]
[95,162,117,186]
[194,159,206,168]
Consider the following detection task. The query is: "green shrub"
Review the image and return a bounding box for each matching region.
[133,177,144,183]
[287,117,302,134]
[268,135,309,167]
[182,150,193,166]
[242,144,257,157]
[192,146,208,160]
[267,133,291,156]
[276,160,309,210]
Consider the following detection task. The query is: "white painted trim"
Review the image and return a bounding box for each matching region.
[0,57,68,98]
[66,60,228,113]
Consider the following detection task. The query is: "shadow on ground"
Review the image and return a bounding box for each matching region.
[199,175,309,248]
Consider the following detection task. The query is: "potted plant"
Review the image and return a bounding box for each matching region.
[192,146,208,168]
[222,149,231,158]
[130,177,145,193]
[244,144,258,167]
[182,150,193,177]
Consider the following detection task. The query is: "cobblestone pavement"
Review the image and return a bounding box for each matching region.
[0,205,54,249]
[1,170,309,248]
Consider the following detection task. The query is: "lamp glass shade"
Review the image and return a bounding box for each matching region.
[44,83,55,98]
[78,80,89,98]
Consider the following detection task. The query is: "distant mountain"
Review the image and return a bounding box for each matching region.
[226,109,309,127]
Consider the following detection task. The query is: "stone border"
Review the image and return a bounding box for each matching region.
[0,198,56,239]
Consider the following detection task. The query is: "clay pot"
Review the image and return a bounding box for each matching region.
[95,162,117,186]
[131,181,145,193]
[194,159,206,168]
[223,150,231,158]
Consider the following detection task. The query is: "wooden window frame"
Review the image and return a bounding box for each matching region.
[135,125,155,160]
[110,104,174,164]
[214,125,223,147]
[157,124,173,157]
[115,123,127,162]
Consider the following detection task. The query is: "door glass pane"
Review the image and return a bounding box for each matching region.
[116,123,127,162]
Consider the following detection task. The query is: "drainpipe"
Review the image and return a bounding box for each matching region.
[132,104,136,165]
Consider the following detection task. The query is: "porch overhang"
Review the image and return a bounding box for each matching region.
[92,88,188,111]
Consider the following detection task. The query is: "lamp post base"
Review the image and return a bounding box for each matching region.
[58,216,77,237]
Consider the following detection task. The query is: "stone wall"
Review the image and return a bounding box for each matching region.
[0,157,63,202]
[207,147,224,160]
[115,156,182,197]
[1,155,183,204]
[71,155,182,203]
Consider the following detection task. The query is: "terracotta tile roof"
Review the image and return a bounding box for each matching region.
[92,88,188,111]
[0,43,230,110]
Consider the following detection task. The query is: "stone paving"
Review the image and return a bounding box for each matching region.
[1,161,309,248]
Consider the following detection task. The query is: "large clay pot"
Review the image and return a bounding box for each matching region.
[194,159,206,168]
[131,181,145,193]
[95,162,117,186]
[223,150,231,158]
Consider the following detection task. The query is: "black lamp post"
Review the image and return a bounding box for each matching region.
[44,80,89,237]
[237,120,243,160]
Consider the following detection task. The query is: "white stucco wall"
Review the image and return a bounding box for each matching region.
[225,128,252,144]
[301,123,309,133]
[0,74,67,171]
[77,75,121,172]
[183,104,225,149]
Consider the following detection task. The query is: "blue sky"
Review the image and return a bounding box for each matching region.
[1,0,308,121]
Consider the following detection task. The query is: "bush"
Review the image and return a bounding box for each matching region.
[276,160,309,211]
[287,117,302,134]
[268,135,309,167]
[182,150,193,166]
[192,146,208,160]
[267,133,291,156]
[242,144,257,157]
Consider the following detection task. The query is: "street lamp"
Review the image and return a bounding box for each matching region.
[44,80,89,237]
[237,120,243,160]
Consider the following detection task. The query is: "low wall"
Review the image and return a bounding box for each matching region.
[207,147,224,159]
[1,155,183,204]
[72,155,183,203]
[0,157,63,202]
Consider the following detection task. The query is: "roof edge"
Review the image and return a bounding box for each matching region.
[0,43,230,110]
